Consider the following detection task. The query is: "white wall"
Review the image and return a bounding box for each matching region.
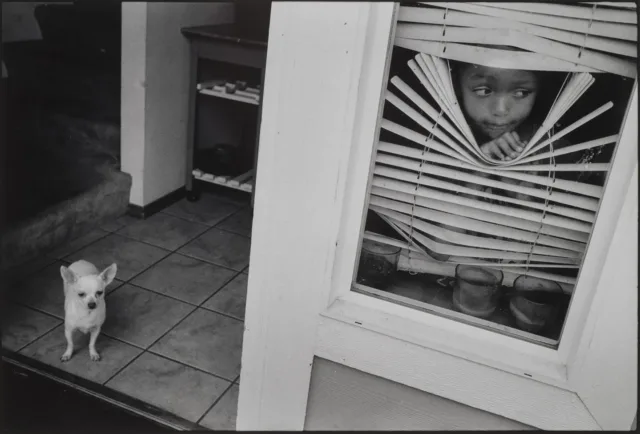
[121,2,235,206]
[121,3,148,206]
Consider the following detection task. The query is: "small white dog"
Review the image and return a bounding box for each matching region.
[60,260,117,362]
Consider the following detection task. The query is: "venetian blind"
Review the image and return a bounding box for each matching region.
[364,2,637,294]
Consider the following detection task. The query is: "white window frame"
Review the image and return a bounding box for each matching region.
[238,3,637,430]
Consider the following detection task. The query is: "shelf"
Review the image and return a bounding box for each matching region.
[193,168,254,193]
[197,80,261,105]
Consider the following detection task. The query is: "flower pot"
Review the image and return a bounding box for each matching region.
[509,276,564,333]
[356,240,401,291]
[452,265,503,318]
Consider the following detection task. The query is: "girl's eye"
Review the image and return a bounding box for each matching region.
[514,89,533,98]
[472,87,492,97]
[97,291,104,297]
[78,293,86,297]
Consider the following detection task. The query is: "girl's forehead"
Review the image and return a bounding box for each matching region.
[461,64,537,84]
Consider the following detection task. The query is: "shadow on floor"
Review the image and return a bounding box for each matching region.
[1,361,172,432]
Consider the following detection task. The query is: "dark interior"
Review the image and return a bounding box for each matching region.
[1,2,128,270]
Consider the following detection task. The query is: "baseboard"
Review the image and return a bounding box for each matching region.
[126,187,185,219]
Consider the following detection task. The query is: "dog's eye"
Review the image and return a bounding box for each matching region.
[97,291,104,296]
[78,293,86,297]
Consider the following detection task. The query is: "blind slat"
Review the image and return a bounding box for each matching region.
[371,185,590,243]
[384,90,478,164]
[417,54,478,146]
[580,2,637,9]
[376,153,600,212]
[373,205,581,259]
[375,166,593,221]
[377,141,606,198]
[371,177,593,234]
[398,7,637,57]
[396,38,602,73]
[421,2,637,41]
[396,24,636,76]
[472,2,637,24]
[515,135,618,166]
[370,195,586,253]
[385,215,581,264]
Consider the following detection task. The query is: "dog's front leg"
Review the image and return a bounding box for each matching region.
[88,326,101,361]
[61,325,74,362]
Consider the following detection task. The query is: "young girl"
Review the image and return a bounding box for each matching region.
[452,61,556,205]
[427,62,550,261]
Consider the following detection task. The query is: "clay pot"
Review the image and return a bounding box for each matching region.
[452,265,503,318]
[356,240,401,291]
[510,275,564,333]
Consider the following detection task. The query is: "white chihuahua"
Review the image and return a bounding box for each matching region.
[60,260,117,362]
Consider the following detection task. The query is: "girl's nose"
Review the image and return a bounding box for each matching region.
[491,96,510,118]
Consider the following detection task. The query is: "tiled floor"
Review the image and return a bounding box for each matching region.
[2,191,251,429]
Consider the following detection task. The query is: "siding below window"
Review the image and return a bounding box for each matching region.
[305,357,535,431]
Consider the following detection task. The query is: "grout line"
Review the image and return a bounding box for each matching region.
[85,232,174,258]
[53,229,112,261]
[13,322,64,355]
[170,250,248,274]
[195,379,237,425]
[158,207,240,228]
[144,349,237,385]
[8,299,64,321]
[102,351,145,386]
[11,321,63,354]
[123,279,244,324]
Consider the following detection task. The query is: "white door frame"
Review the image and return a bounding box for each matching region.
[238,2,638,430]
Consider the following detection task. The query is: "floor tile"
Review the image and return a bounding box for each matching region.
[203,273,247,320]
[106,352,230,423]
[2,303,62,352]
[102,284,194,348]
[217,208,253,238]
[162,195,241,226]
[199,384,239,430]
[20,325,142,384]
[131,254,237,305]
[2,256,55,284]
[9,262,123,319]
[150,308,243,381]
[117,213,209,251]
[46,228,109,260]
[66,234,170,281]
[100,214,140,232]
[178,229,250,271]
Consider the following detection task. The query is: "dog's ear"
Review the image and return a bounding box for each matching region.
[60,266,77,285]
[99,263,117,286]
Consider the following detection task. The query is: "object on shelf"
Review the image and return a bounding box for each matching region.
[452,265,503,319]
[193,168,254,193]
[510,275,565,333]
[356,239,401,290]
[197,79,261,105]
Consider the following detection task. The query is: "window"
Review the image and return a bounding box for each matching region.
[352,2,637,346]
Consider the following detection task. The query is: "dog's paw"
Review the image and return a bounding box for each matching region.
[90,352,101,362]
[60,353,72,362]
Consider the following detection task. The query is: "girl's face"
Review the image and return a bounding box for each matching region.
[458,64,539,140]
